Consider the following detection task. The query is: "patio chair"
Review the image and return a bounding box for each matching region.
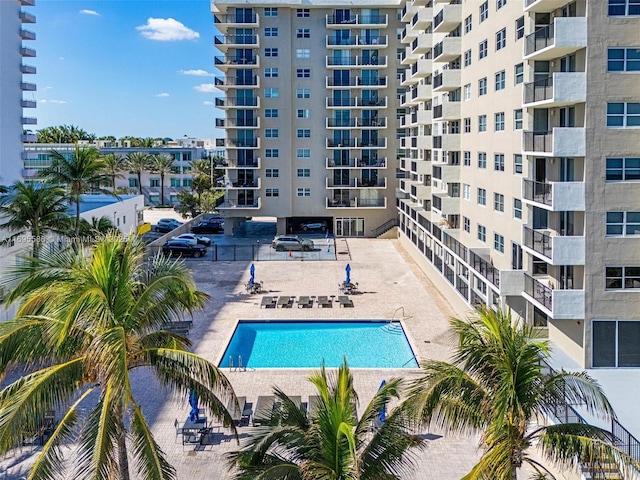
[174,418,183,443]
[277,296,293,308]
[253,396,275,426]
[318,296,332,308]
[260,296,276,308]
[338,296,354,308]
[297,296,312,308]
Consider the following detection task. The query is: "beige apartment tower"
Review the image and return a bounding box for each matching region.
[211,0,403,237]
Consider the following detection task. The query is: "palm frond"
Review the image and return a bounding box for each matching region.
[354,377,403,439]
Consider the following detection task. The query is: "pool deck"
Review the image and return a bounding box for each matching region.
[0,238,579,480]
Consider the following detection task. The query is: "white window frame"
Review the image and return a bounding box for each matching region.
[495,112,505,131]
[496,28,506,50]
[480,2,489,22]
[606,211,640,236]
[296,48,311,59]
[479,40,488,59]
[478,115,487,132]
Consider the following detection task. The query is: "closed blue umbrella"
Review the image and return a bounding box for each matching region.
[377,379,387,424]
[345,263,351,284]
[189,389,200,422]
[249,263,255,284]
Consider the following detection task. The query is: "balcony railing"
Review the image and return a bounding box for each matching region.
[214,13,258,24]
[215,76,258,87]
[326,35,387,47]
[326,14,388,26]
[19,11,36,22]
[523,131,552,153]
[215,97,258,108]
[470,251,500,288]
[523,226,552,259]
[524,76,553,104]
[327,118,357,127]
[524,274,552,311]
[525,24,553,56]
[225,138,258,148]
[433,10,444,29]
[523,179,552,206]
[214,56,258,66]
[214,34,258,46]
[20,47,36,57]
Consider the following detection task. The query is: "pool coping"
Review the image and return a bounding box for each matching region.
[215,317,422,370]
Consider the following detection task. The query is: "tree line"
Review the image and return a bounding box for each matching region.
[28,124,175,147]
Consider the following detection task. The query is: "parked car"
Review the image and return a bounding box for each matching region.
[300,221,328,232]
[190,218,224,234]
[161,239,207,258]
[173,233,212,246]
[155,218,184,233]
[271,235,314,252]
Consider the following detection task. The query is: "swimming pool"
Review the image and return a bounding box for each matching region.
[219,321,418,369]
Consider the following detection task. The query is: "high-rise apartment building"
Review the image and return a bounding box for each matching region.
[211,1,403,236]
[0,0,37,186]
[397,0,640,369]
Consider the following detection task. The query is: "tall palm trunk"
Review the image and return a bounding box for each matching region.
[137,172,143,195]
[75,197,81,237]
[117,406,131,480]
[160,172,165,206]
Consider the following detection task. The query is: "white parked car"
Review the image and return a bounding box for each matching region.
[173,233,212,246]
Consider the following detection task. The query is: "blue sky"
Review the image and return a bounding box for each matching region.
[31,0,222,139]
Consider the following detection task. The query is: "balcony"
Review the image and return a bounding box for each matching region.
[21,99,36,108]
[224,138,259,149]
[523,226,585,265]
[214,34,259,49]
[433,163,460,183]
[20,82,36,91]
[20,64,36,74]
[410,33,432,55]
[432,133,460,151]
[215,97,259,109]
[432,102,460,121]
[213,13,259,29]
[326,56,387,68]
[433,37,461,62]
[214,76,259,89]
[21,117,37,125]
[20,47,36,57]
[433,3,462,34]
[19,11,36,23]
[327,118,357,128]
[522,179,585,211]
[523,72,586,107]
[224,157,260,169]
[522,128,586,157]
[325,14,388,28]
[326,97,357,108]
[20,29,36,40]
[21,0,35,6]
[220,118,260,128]
[402,3,418,22]
[22,133,36,142]
[431,193,459,215]
[432,69,461,92]
[411,7,433,29]
[327,77,387,88]
[225,178,261,189]
[356,178,386,188]
[326,197,387,208]
[327,138,357,148]
[356,97,387,108]
[327,35,388,48]
[403,83,432,106]
[326,178,356,188]
[524,274,584,319]
[524,17,587,61]
[214,55,259,70]
[326,158,387,169]
[525,0,574,13]
[217,197,261,210]
[357,138,386,149]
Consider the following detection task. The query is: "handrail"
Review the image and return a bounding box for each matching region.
[372,218,399,237]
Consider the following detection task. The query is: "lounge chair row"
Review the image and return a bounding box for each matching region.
[260,295,353,309]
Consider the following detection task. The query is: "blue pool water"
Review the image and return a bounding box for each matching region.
[219,321,418,368]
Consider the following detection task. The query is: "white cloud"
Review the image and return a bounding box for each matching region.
[40,99,68,104]
[79,9,99,16]
[193,83,220,93]
[136,18,199,41]
[58,57,65,61]
[203,101,214,106]
[43,86,53,90]
[179,69,214,77]
[155,92,170,98]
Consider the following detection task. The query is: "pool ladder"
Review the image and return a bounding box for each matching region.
[228,355,246,372]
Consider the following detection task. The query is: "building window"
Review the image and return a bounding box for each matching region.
[514,109,523,129]
[478,188,487,206]
[479,40,488,59]
[478,224,486,242]
[593,320,640,368]
[264,27,278,37]
[479,77,487,95]
[264,7,278,17]
[297,129,311,138]
[495,112,505,131]
[496,28,506,50]
[265,88,279,98]
[297,149,311,158]
[265,48,278,57]
[265,149,279,158]
[296,68,311,78]
[463,216,470,232]
[265,168,279,177]
[608,103,640,127]
[170,178,180,187]
[265,108,278,117]
[608,48,640,72]
[464,151,471,166]
[266,188,280,197]
[464,49,472,67]
[296,49,311,59]
[296,28,310,38]
[606,266,640,289]
[513,198,523,219]
[480,1,489,22]
[515,16,525,40]
[514,63,524,84]
[478,152,487,168]
[464,83,471,100]
[150,178,160,187]
[297,168,311,177]
[606,157,640,180]
[495,70,506,90]
[494,193,504,212]
[297,8,310,17]
[606,211,640,235]
[514,154,523,174]
[463,184,470,200]
[297,109,310,118]
[265,128,279,138]
[264,68,278,78]
[494,153,505,171]
[608,0,640,16]
[494,233,505,253]
[296,88,311,98]
[464,117,471,133]
[478,115,487,132]
[464,15,472,34]
[297,188,311,197]
[497,0,507,9]
[129,178,138,188]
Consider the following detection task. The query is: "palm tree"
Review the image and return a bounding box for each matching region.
[228,359,424,479]
[102,153,126,190]
[150,154,175,206]
[0,181,71,258]
[0,234,239,480]
[125,151,151,196]
[404,307,640,479]
[76,215,117,244]
[43,144,112,236]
